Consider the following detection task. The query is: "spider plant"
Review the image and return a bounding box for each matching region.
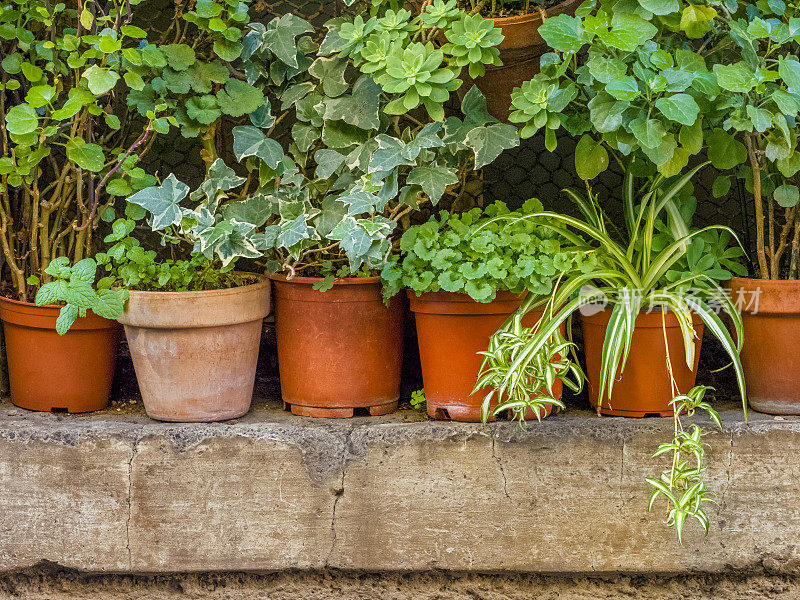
[475,162,747,542]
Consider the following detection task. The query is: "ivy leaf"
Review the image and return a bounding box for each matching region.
[223,192,275,227]
[191,158,245,208]
[232,125,284,168]
[574,134,609,181]
[538,14,584,53]
[292,122,320,153]
[464,123,519,169]
[82,65,120,95]
[126,174,189,230]
[337,184,382,215]
[217,79,264,118]
[369,135,415,173]
[262,13,314,68]
[655,93,699,126]
[277,214,315,249]
[308,56,349,97]
[323,74,380,131]
[315,148,346,179]
[66,139,105,172]
[406,165,458,204]
[4,104,38,135]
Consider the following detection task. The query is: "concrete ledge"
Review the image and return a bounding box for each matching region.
[0,397,798,575]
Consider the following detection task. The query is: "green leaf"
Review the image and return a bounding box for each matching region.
[123,71,145,91]
[464,123,519,169]
[708,129,746,170]
[407,165,459,204]
[779,57,800,93]
[26,85,55,108]
[262,13,314,68]
[223,193,274,227]
[637,0,679,16]
[71,258,97,283]
[606,77,639,101]
[538,14,584,53]
[575,135,609,181]
[185,95,222,125]
[713,175,731,198]
[126,174,189,230]
[292,122,319,153]
[217,79,264,118]
[601,14,658,51]
[232,125,284,168]
[630,116,666,149]
[162,44,196,70]
[121,24,147,38]
[92,288,128,320]
[775,184,800,207]
[82,65,120,95]
[315,149,346,179]
[56,304,80,336]
[680,4,717,38]
[308,56,348,97]
[66,139,105,172]
[655,93,699,126]
[4,104,38,135]
[323,74,380,131]
[588,92,628,133]
[714,62,756,93]
[35,281,65,306]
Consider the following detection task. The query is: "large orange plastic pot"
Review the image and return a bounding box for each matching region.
[118,276,270,422]
[456,0,584,120]
[271,275,403,418]
[0,296,119,412]
[581,309,704,417]
[730,277,800,414]
[409,290,559,422]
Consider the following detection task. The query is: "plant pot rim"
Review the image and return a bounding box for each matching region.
[0,294,115,329]
[269,273,381,285]
[730,276,800,285]
[119,273,270,329]
[490,0,583,25]
[580,307,703,327]
[125,272,267,299]
[729,276,800,314]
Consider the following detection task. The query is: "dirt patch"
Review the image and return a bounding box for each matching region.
[1,567,798,600]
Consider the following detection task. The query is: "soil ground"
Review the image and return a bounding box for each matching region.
[2,568,800,599]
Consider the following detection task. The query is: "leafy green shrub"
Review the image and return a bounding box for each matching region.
[382,200,597,302]
[509,0,800,278]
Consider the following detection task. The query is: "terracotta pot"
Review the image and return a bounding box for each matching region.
[271,275,403,418]
[409,290,559,422]
[0,297,119,412]
[117,276,270,422]
[730,277,800,414]
[457,0,584,121]
[581,309,704,417]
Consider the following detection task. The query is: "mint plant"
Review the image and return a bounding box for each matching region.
[34,257,128,335]
[382,199,598,302]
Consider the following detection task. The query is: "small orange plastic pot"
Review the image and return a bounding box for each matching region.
[730,277,800,415]
[409,290,560,422]
[0,296,119,413]
[271,275,404,418]
[580,309,704,417]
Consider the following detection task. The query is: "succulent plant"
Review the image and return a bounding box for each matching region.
[419,0,461,30]
[338,15,376,63]
[442,13,503,79]
[375,42,460,120]
[374,8,416,38]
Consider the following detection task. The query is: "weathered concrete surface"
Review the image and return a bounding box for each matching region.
[2,567,799,600]
[1,397,799,575]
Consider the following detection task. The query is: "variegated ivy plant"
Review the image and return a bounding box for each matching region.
[510,0,800,278]
[111,6,519,291]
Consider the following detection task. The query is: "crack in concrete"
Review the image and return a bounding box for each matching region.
[325,425,353,569]
[124,426,144,571]
[491,435,513,504]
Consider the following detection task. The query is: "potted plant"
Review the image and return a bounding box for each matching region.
[230,8,519,417]
[476,163,747,541]
[0,0,172,412]
[509,0,800,413]
[42,160,273,422]
[381,199,594,421]
[405,0,584,120]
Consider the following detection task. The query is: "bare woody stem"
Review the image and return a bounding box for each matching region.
[747,134,770,279]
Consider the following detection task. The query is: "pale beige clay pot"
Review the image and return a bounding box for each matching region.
[118,276,270,422]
